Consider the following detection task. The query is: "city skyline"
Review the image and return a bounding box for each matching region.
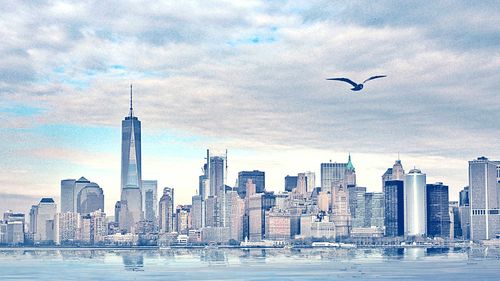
[1,1,499,216]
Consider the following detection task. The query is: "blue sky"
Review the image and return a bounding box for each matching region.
[1,1,499,214]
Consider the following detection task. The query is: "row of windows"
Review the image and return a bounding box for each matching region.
[472,209,500,215]
[472,209,486,215]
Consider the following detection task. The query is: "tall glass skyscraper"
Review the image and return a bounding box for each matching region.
[404,169,427,237]
[119,85,143,233]
[384,180,404,236]
[426,182,450,238]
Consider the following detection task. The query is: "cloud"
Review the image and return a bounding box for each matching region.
[0,1,498,212]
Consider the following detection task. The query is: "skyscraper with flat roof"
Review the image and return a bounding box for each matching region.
[60,179,76,213]
[426,182,450,238]
[142,180,158,223]
[469,157,499,241]
[384,180,404,236]
[237,170,265,198]
[120,85,143,233]
[284,175,298,192]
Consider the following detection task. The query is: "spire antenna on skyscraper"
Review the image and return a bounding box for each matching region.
[129,84,133,117]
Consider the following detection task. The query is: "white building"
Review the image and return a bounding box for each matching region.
[33,198,57,243]
[404,168,427,237]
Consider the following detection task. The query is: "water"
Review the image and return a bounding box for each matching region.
[0,247,499,280]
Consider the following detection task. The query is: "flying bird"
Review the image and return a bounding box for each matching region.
[326,75,387,91]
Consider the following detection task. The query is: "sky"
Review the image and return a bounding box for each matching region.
[1,1,499,215]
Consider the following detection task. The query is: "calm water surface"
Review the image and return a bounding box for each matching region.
[0,247,499,280]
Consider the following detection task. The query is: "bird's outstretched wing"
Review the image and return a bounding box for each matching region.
[326,77,358,87]
[363,75,387,83]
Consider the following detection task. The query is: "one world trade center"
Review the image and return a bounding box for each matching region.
[119,85,143,233]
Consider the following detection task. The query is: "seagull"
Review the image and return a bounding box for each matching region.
[326,75,387,91]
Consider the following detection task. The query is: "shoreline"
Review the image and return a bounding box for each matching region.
[0,244,475,251]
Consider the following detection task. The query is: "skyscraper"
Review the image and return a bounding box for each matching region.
[321,155,355,205]
[158,187,174,233]
[191,195,203,230]
[284,175,298,192]
[60,179,76,213]
[237,170,265,198]
[321,162,346,193]
[142,180,158,223]
[426,182,450,238]
[207,150,228,227]
[458,186,470,239]
[209,153,225,197]
[404,168,427,237]
[332,185,351,238]
[120,85,143,233]
[77,182,104,215]
[384,180,404,236]
[33,198,57,243]
[469,157,499,241]
[382,159,405,188]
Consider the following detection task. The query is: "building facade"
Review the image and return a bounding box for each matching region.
[404,169,427,237]
[426,183,451,238]
[384,180,404,236]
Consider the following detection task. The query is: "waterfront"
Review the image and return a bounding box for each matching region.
[0,247,500,280]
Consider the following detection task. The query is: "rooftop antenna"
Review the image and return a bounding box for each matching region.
[398,152,400,161]
[129,84,134,117]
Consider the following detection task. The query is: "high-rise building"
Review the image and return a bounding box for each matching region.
[33,198,57,243]
[205,196,217,227]
[321,155,355,205]
[332,185,351,238]
[458,186,470,239]
[29,205,38,235]
[384,180,404,236]
[321,162,346,193]
[175,205,191,235]
[469,157,499,241]
[426,182,450,238]
[304,171,316,193]
[120,85,143,233]
[141,180,158,223]
[60,179,76,213]
[158,187,174,233]
[382,159,405,188]
[226,191,245,241]
[73,177,91,212]
[1,212,25,245]
[404,168,427,237]
[206,150,228,228]
[209,153,225,197]
[79,210,106,245]
[191,195,203,230]
[345,154,356,186]
[237,170,265,198]
[284,175,298,192]
[77,182,104,215]
[248,192,276,241]
[352,190,384,229]
[368,192,385,228]
[55,212,80,245]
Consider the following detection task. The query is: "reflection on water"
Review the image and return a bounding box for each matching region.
[0,247,500,280]
[122,253,144,271]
